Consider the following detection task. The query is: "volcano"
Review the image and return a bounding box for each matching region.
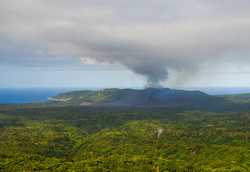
[49,88,225,107]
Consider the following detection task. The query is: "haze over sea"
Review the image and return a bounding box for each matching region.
[1,87,250,104]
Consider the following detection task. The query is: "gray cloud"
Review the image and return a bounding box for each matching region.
[1,0,250,86]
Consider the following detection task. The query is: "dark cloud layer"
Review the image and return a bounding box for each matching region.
[1,0,250,86]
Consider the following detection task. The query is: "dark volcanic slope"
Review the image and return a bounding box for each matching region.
[50,88,225,107]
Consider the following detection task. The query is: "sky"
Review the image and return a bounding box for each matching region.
[1,0,250,88]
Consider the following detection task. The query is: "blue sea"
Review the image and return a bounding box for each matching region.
[0,88,74,104]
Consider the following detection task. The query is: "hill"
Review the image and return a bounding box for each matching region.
[222,93,250,103]
[49,88,224,107]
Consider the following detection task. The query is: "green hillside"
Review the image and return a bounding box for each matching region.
[50,88,128,104]
[223,93,250,103]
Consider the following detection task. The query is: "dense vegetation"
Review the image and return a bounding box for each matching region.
[0,105,249,171]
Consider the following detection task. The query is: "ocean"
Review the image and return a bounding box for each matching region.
[0,88,72,104]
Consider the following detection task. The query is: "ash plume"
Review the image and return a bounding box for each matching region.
[1,0,250,87]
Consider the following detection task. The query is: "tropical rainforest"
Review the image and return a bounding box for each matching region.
[0,101,249,171]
